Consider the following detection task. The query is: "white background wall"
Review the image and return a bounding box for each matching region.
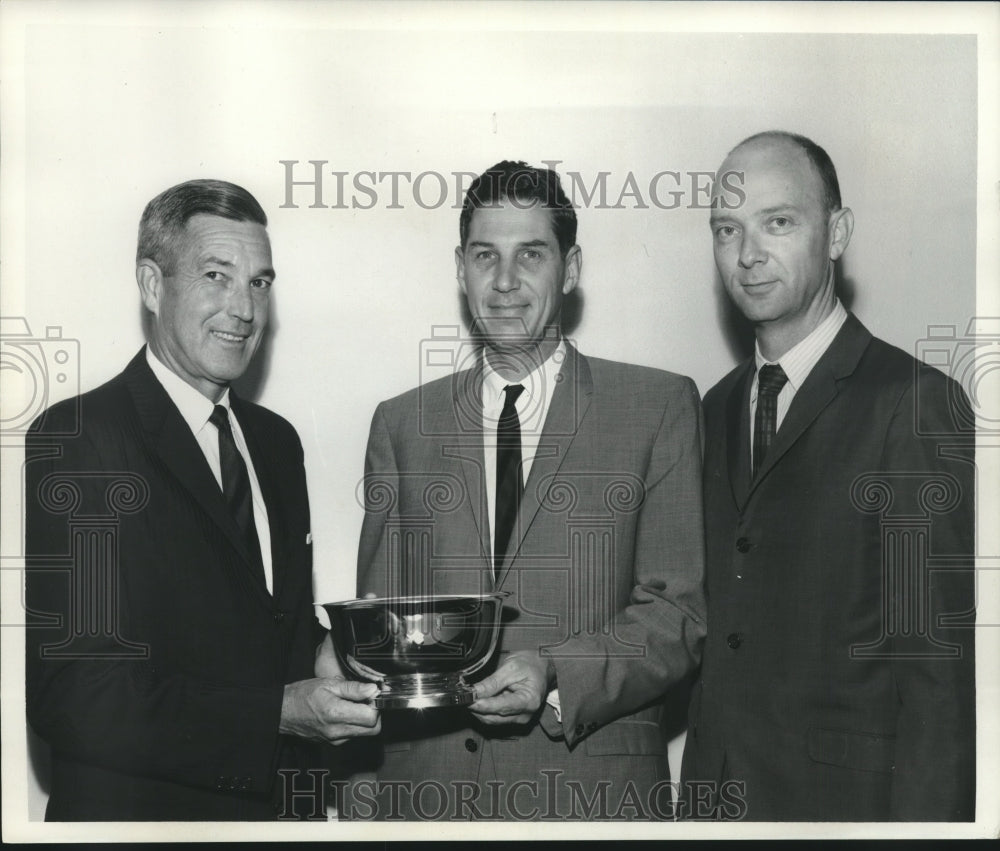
[3,1,997,840]
[14,25,982,604]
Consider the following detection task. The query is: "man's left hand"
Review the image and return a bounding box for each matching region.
[469,652,554,726]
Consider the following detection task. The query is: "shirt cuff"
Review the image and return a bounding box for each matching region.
[545,688,561,722]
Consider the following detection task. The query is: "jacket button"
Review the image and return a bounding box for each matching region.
[464,738,478,753]
[574,723,586,737]
[727,632,743,650]
[736,537,751,553]
[273,611,286,624]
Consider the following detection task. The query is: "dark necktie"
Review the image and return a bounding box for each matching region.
[210,405,264,575]
[494,384,525,574]
[752,364,789,478]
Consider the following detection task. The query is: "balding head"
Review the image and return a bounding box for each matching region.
[724,131,842,213]
[709,131,854,360]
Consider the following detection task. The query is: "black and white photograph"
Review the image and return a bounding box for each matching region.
[1,0,997,841]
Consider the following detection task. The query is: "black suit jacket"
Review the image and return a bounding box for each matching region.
[25,349,320,820]
[681,315,975,821]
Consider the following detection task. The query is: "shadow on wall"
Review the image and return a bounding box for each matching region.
[27,726,51,820]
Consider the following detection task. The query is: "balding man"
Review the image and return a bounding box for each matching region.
[681,132,975,821]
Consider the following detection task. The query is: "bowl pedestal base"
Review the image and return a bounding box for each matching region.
[373,673,475,710]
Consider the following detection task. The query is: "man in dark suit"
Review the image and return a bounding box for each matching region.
[25,179,380,821]
[351,161,707,820]
[681,132,976,821]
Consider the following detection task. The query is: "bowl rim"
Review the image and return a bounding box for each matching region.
[321,591,510,609]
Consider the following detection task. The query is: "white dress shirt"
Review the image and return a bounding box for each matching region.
[146,347,273,594]
[480,340,566,718]
[481,340,566,562]
[749,299,848,466]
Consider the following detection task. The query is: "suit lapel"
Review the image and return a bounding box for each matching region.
[124,349,270,601]
[749,314,873,495]
[448,361,493,570]
[495,344,593,590]
[725,361,755,511]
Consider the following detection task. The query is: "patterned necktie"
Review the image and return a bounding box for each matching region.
[494,384,525,574]
[752,364,789,478]
[210,405,263,575]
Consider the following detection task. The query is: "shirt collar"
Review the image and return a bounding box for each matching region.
[754,299,848,392]
[481,339,566,410]
[146,346,231,434]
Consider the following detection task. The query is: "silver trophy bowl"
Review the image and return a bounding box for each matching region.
[322,592,509,709]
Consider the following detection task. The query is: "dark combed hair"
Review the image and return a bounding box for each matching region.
[735,131,842,212]
[136,179,267,273]
[459,160,577,257]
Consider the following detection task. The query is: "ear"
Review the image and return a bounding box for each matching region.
[828,207,854,262]
[561,245,582,295]
[454,245,467,294]
[136,260,165,314]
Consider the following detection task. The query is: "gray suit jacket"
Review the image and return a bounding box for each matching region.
[354,344,706,819]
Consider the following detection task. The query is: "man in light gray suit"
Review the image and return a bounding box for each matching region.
[352,160,707,820]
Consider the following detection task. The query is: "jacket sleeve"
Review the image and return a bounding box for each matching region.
[24,407,287,798]
[882,369,976,821]
[547,376,708,743]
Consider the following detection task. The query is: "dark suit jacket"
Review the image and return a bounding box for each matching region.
[25,348,319,820]
[681,315,976,821]
[355,344,707,819]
